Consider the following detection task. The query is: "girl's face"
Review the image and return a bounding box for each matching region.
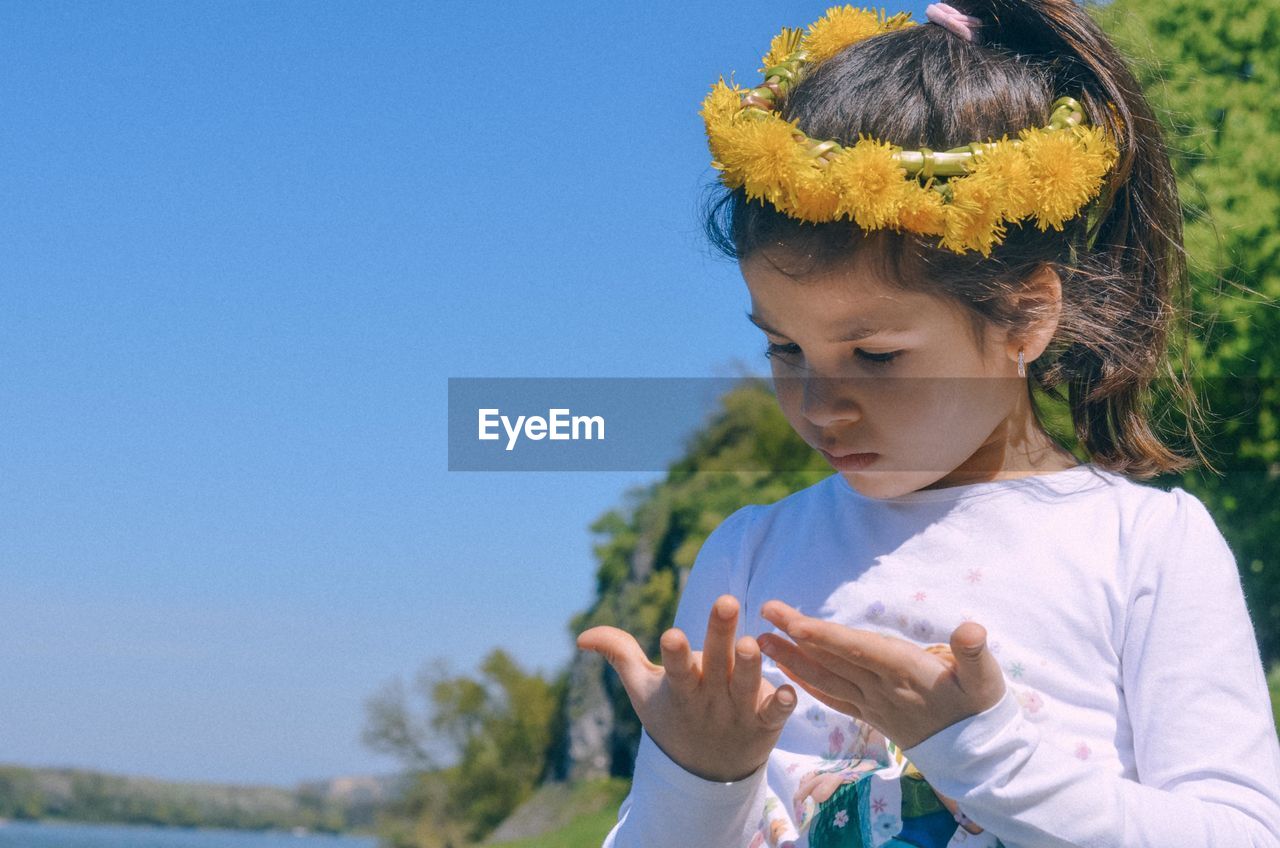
[740,251,1062,500]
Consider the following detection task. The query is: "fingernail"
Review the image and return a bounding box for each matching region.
[778,691,794,706]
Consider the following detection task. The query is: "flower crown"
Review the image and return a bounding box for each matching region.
[700,5,1121,257]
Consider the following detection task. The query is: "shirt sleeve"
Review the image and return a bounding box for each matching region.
[602,504,798,848]
[900,486,1280,848]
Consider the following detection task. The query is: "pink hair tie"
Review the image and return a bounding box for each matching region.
[925,2,982,42]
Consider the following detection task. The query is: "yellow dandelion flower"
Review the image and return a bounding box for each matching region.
[1075,124,1121,188]
[1081,125,1120,164]
[788,167,843,222]
[707,119,753,189]
[890,181,952,235]
[943,170,1009,257]
[895,182,946,236]
[759,28,801,73]
[700,76,744,137]
[708,156,745,190]
[1020,127,1109,232]
[718,114,817,209]
[966,137,1035,222]
[1076,125,1120,211]
[826,137,908,230]
[706,138,740,189]
[801,6,885,65]
[701,77,747,176]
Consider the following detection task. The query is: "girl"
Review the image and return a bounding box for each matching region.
[576,1,1280,846]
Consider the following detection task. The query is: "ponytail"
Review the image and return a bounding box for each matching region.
[958,0,1205,478]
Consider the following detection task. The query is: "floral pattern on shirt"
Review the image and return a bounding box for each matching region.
[747,739,1007,848]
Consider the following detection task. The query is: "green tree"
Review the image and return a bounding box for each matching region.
[1089,0,1280,662]
[363,649,565,847]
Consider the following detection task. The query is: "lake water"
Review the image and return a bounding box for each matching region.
[0,821,379,848]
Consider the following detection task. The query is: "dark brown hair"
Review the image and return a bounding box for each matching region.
[702,0,1209,479]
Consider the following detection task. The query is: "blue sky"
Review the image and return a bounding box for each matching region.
[0,0,932,786]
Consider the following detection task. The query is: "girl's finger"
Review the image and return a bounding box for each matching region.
[776,633,886,692]
[659,627,698,692]
[701,595,739,687]
[576,625,660,700]
[773,657,865,721]
[759,683,798,730]
[763,600,909,676]
[758,632,868,705]
[729,635,762,705]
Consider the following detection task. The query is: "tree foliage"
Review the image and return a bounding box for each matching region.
[362,649,565,848]
[1089,0,1280,661]
[0,765,355,833]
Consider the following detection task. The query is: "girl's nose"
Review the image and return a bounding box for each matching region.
[800,374,862,428]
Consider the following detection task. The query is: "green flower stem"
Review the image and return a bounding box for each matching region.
[1049,97,1084,129]
[894,146,995,177]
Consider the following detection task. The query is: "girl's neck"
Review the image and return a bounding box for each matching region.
[919,406,1080,492]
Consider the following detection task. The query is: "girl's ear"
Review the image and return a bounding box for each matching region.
[1004,264,1064,366]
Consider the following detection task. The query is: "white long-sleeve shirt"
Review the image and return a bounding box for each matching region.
[601,463,1280,847]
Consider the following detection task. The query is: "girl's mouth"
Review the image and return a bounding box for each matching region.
[818,449,879,471]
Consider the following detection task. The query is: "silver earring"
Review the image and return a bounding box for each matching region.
[1017,348,1026,378]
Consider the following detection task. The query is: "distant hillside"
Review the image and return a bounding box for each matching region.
[0,762,405,833]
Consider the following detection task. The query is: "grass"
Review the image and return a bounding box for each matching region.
[483,806,628,848]
[481,778,631,848]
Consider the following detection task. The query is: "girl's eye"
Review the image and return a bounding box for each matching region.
[855,349,901,366]
[764,341,802,359]
[764,342,901,366]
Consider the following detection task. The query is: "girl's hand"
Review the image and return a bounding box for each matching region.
[576,594,798,783]
[757,600,1006,750]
